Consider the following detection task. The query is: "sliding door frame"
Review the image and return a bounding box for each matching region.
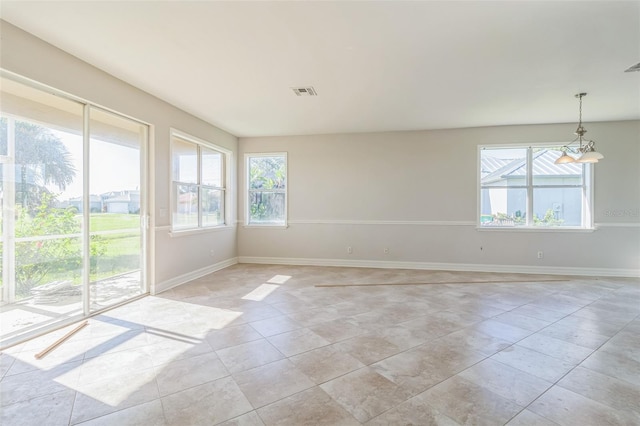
[0,69,151,346]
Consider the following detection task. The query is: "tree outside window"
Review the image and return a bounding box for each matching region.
[246,153,287,226]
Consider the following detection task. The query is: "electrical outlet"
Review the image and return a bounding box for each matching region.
[537,251,544,259]
[210,250,215,257]
[347,246,353,254]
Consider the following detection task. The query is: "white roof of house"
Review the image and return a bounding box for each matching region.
[481,150,582,184]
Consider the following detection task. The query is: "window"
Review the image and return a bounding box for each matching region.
[171,130,228,230]
[246,153,287,226]
[479,145,593,229]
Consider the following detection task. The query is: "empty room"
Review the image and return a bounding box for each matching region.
[0,1,639,425]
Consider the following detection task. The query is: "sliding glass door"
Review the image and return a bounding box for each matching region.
[88,107,146,312]
[0,74,148,348]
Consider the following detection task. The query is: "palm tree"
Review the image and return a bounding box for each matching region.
[0,118,76,211]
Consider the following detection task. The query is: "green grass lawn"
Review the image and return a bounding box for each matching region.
[89,215,141,281]
[88,213,140,231]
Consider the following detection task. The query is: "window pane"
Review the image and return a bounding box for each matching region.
[172,138,197,183]
[249,191,285,224]
[533,149,583,186]
[249,156,286,190]
[14,236,82,302]
[2,78,85,306]
[0,117,7,156]
[480,148,527,187]
[480,188,527,227]
[173,184,198,228]
[8,122,84,237]
[1,75,87,347]
[202,148,222,187]
[171,134,229,230]
[202,188,224,226]
[89,107,144,311]
[533,187,582,226]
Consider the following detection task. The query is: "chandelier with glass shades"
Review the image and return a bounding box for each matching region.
[555,93,604,164]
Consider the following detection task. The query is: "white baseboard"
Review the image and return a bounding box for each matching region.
[152,255,638,294]
[154,257,239,294]
[237,256,640,278]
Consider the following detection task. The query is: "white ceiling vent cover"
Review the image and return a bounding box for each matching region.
[291,86,317,96]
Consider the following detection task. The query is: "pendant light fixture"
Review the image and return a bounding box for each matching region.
[555,93,604,164]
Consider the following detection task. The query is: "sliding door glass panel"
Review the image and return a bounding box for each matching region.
[88,107,146,311]
[1,77,85,345]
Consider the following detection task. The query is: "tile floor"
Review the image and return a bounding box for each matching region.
[0,271,143,349]
[1,264,639,425]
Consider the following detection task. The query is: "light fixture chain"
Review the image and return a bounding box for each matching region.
[578,94,582,126]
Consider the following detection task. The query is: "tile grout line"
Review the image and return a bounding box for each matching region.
[300,284,583,423]
[3,269,637,425]
[417,284,605,425]
[501,285,637,424]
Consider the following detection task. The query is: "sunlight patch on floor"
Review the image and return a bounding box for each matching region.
[267,275,292,285]
[242,284,279,301]
[198,307,244,330]
[53,301,243,406]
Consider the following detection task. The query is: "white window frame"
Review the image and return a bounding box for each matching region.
[477,143,594,231]
[245,152,288,228]
[170,129,231,232]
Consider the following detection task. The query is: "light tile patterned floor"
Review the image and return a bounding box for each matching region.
[1,264,639,425]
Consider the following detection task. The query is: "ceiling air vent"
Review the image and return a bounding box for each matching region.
[624,62,640,72]
[291,86,317,96]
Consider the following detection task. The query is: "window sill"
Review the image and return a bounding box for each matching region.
[476,226,595,233]
[243,224,289,230]
[168,225,235,237]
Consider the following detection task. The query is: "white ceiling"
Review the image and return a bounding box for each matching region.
[1,1,639,137]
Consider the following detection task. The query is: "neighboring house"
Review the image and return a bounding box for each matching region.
[101,190,140,214]
[59,190,140,214]
[67,194,103,213]
[177,190,197,214]
[481,150,583,225]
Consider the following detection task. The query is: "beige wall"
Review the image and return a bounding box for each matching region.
[1,21,239,291]
[238,121,640,276]
[4,19,638,280]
